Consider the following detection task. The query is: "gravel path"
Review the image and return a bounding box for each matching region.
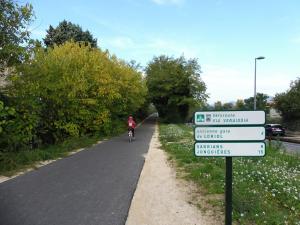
[126,124,222,225]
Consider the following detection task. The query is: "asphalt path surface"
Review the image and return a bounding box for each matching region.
[281,141,300,155]
[0,116,156,225]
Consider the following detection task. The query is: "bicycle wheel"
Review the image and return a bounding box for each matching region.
[128,131,132,142]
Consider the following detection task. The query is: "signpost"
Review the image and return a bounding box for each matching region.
[194,110,266,225]
[194,111,265,126]
[195,127,265,141]
[195,142,265,156]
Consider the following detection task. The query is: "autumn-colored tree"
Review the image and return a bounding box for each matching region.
[4,42,147,149]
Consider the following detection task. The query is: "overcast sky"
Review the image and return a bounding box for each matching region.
[29,0,300,104]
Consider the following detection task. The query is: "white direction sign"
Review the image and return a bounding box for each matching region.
[195,111,265,126]
[195,127,265,141]
[195,142,265,157]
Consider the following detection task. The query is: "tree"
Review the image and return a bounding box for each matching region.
[0,0,34,72]
[223,102,234,110]
[127,60,141,71]
[5,41,146,147]
[146,55,207,122]
[214,101,223,110]
[43,20,97,48]
[274,78,300,120]
[244,93,269,111]
[235,99,245,110]
[0,100,38,151]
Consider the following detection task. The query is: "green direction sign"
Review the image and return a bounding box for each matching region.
[195,111,265,126]
[195,126,265,141]
[194,110,266,225]
[194,110,266,157]
[195,142,266,157]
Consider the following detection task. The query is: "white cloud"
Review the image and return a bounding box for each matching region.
[105,36,199,62]
[147,38,198,58]
[103,36,294,104]
[151,0,184,6]
[255,72,294,97]
[201,65,253,104]
[201,64,295,104]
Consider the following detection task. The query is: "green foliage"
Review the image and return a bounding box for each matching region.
[244,93,269,111]
[0,101,38,151]
[214,101,223,110]
[222,102,234,110]
[43,20,97,48]
[213,94,268,111]
[146,55,207,123]
[159,123,300,224]
[235,99,245,110]
[0,134,107,176]
[3,41,147,150]
[274,78,300,120]
[212,101,234,110]
[212,94,268,111]
[0,0,34,71]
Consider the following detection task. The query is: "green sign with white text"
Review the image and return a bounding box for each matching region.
[194,111,266,157]
[194,111,265,126]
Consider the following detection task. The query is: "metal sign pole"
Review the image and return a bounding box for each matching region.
[194,111,266,225]
[225,157,232,225]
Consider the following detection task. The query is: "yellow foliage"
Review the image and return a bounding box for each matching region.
[8,41,147,140]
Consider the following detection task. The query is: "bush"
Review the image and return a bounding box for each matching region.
[3,41,147,151]
[146,55,207,123]
[0,101,38,151]
[275,78,300,120]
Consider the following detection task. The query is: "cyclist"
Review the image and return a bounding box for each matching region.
[128,116,136,139]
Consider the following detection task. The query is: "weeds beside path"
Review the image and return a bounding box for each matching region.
[159,123,300,225]
[0,116,148,180]
[0,135,107,178]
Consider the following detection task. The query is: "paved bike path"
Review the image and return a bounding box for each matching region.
[0,116,156,225]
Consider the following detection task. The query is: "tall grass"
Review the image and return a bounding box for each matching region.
[0,135,102,176]
[0,121,127,177]
[159,123,300,225]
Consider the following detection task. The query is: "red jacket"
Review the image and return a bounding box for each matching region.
[128,118,136,128]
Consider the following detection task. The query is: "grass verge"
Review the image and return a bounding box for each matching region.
[0,121,128,177]
[159,123,300,225]
[0,135,104,177]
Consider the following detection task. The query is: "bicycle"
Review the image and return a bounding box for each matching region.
[128,129,133,142]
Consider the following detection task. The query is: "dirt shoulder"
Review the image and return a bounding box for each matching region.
[126,124,222,225]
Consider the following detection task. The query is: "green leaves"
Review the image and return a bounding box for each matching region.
[0,101,37,151]
[43,20,97,48]
[274,78,300,120]
[0,0,34,71]
[244,93,269,111]
[4,41,147,149]
[1,3,147,151]
[146,55,207,122]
